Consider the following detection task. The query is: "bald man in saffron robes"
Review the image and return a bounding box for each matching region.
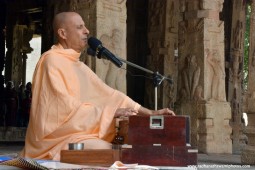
[20,12,175,160]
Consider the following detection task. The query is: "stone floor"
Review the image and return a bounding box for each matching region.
[0,142,255,169]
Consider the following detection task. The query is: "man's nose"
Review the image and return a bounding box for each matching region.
[84,27,89,34]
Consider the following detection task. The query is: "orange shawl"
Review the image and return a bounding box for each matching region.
[20,44,140,160]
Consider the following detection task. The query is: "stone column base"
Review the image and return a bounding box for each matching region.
[179,101,232,154]
[198,101,232,153]
[241,145,255,165]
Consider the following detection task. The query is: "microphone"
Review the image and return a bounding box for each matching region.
[87,37,123,68]
[87,47,96,56]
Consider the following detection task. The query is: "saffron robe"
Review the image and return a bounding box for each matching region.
[20,44,140,160]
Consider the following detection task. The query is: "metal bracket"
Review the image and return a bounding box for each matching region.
[150,115,164,129]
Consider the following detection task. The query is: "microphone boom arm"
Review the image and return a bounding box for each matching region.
[116,56,154,75]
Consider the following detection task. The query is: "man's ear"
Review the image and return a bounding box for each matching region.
[57,28,67,39]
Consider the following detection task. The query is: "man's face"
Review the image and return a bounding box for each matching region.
[63,13,90,52]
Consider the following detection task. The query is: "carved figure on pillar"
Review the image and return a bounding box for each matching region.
[233,20,243,50]
[206,49,226,101]
[194,85,204,101]
[168,1,175,30]
[230,50,242,88]
[179,0,186,12]
[97,29,125,92]
[178,21,187,49]
[97,34,111,83]
[231,88,240,122]
[149,1,163,28]
[180,54,201,101]
[106,29,125,92]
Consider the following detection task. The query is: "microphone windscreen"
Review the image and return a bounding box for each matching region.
[88,37,102,51]
[87,48,96,56]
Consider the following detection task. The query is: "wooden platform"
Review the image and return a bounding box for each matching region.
[60,149,120,166]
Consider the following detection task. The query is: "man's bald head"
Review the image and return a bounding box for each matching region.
[52,11,89,52]
[53,12,78,35]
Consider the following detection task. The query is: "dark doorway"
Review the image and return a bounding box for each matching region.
[126,0,149,105]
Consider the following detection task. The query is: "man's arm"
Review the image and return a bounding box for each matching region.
[115,106,175,117]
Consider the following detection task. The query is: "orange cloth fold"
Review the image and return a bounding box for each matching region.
[20,44,140,160]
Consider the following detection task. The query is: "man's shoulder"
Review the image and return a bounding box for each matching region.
[39,50,64,68]
[42,48,59,56]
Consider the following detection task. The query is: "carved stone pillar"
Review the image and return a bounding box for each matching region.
[146,0,179,109]
[227,0,246,154]
[241,0,255,165]
[9,25,33,87]
[176,0,232,153]
[94,0,127,93]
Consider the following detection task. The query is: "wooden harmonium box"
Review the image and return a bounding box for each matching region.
[121,115,197,166]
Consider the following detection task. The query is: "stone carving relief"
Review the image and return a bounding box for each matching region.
[149,0,164,29]
[206,49,226,101]
[70,0,94,11]
[101,0,126,12]
[13,25,33,52]
[182,19,203,54]
[168,1,175,30]
[179,0,186,12]
[233,20,243,50]
[229,50,243,87]
[165,77,175,108]
[178,21,187,49]
[231,88,240,122]
[187,19,203,33]
[180,54,202,101]
[199,0,224,11]
[99,34,112,70]
[97,29,125,92]
[235,0,246,11]
[194,85,204,101]
[12,25,33,86]
[218,0,224,11]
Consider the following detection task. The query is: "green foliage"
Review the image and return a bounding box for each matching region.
[244,4,251,90]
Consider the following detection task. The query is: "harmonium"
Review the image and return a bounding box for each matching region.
[121,115,197,166]
[60,115,198,167]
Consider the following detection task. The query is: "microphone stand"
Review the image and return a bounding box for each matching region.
[115,56,171,110]
[87,47,172,110]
